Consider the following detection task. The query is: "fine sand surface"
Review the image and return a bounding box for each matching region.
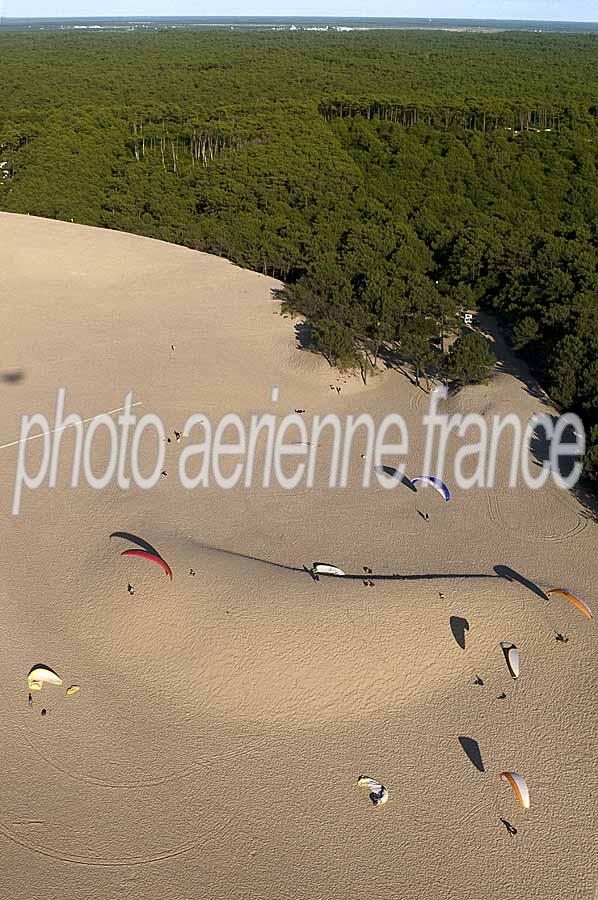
[0,212,596,900]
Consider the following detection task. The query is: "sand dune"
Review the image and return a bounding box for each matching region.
[0,212,596,899]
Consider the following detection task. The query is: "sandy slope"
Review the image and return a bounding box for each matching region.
[0,212,596,900]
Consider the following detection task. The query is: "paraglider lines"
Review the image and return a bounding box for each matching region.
[0,402,143,451]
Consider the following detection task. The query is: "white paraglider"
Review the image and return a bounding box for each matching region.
[499,642,520,680]
[357,775,389,807]
[312,563,346,577]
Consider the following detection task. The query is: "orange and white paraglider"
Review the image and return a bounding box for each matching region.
[499,771,529,809]
[546,589,592,620]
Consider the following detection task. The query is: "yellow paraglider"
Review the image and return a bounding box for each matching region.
[66,685,80,696]
[27,665,62,692]
[499,771,529,809]
[546,589,592,620]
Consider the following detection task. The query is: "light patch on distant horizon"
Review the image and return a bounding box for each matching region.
[2,3,597,26]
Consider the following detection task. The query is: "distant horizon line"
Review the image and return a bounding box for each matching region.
[1,14,597,24]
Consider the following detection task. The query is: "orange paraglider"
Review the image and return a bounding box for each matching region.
[546,589,592,620]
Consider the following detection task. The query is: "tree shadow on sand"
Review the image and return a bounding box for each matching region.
[293,321,313,351]
[528,415,579,483]
[528,416,598,524]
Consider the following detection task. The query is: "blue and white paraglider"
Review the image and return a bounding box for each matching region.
[411,475,451,502]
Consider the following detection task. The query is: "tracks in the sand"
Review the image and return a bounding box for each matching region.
[485,487,590,543]
[485,489,503,526]
[0,820,197,867]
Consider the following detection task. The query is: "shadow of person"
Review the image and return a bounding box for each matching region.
[0,368,25,384]
[450,616,469,650]
[458,736,485,772]
[500,817,517,836]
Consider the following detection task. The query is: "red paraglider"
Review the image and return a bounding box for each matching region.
[121,549,173,580]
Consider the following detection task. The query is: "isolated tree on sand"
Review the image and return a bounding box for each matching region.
[448,332,496,385]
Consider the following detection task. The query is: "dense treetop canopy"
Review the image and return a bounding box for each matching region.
[1,29,597,482]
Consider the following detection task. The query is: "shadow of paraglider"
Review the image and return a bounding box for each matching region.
[178,537,502,584]
[374,465,418,492]
[110,532,164,560]
[494,565,548,601]
[458,736,485,773]
[450,616,469,650]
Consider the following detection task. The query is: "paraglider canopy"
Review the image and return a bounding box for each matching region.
[121,549,173,580]
[499,642,520,680]
[499,771,529,809]
[27,665,62,692]
[357,775,388,806]
[312,563,345,577]
[546,589,592,620]
[412,476,451,502]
